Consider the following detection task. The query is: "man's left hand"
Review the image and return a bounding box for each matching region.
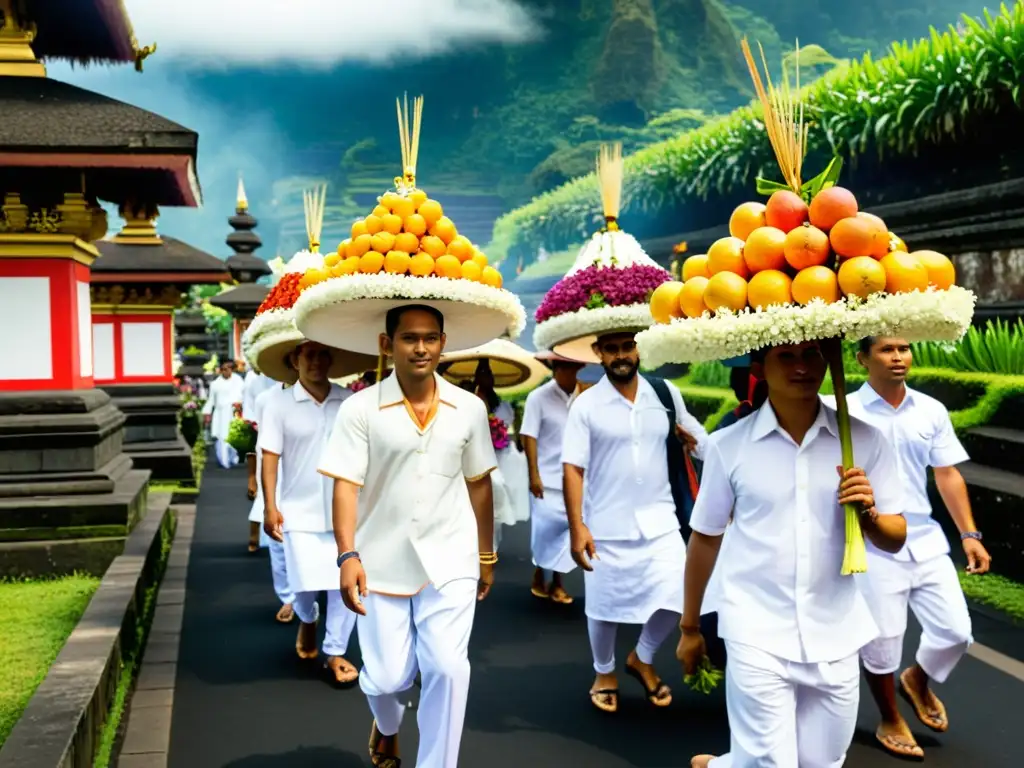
[478,562,494,601]
[837,466,875,513]
[676,424,698,454]
[964,537,992,575]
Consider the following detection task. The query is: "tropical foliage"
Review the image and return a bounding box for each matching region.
[491,4,1024,264]
[912,318,1024,375]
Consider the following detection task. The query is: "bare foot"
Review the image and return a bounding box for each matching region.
[876,720,924,760]
[295,621,318,659]
[625,649,672,707]
[326,655,359,685]
[275,603,295,623]
[589,671,618,713]
[899,666,948,732]
[530,568,550,599]
[369,720,401,767]
[691,756,715,768]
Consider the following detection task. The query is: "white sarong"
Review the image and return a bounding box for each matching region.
[584,530,685,624]
[529,494,575,574]
[283,531,340,594]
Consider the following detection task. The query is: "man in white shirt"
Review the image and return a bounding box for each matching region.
[320,304,498,768]
[562,331,708,714]
[837,336,991,760]
[202,360,246,469]
[260,342,358,685]
[679,339,908,768]
[521,358,584,604]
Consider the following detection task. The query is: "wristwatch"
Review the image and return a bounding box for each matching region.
[337,550,360,567]
[961,531,983,541]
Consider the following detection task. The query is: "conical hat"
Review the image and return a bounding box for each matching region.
[252,329,377,385]
[440,338,547,389]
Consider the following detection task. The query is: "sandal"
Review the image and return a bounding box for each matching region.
[275,604,295,624]
[589,688,619,713]
[530,584,550,599]
[549,586,574,605]
[369,721,401,767]
[326,656,359,686]
[624,663,672,707]
[875,726,925,761]
[295,622,318,660]
[899,668,948,732]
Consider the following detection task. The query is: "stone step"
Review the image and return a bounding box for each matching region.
[964,426,1024,474]
[949,461,1024,582]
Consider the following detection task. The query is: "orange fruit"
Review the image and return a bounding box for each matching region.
[729,202,767,241]
[471,251,488,268]
[910,250,955,290]
[363,215,383,235]
[324,252,342,268]
[783,224,831,270]
[707,236,749,279]
[409,252,435,277]
[420,235,447,258]
[383,250,412,274]
[461,260,483,282]
[889,232,908,252]
[351,220,368,239]
[480,266,503,288]
[447,235,474,262]
[880,252,928,294]
[837,256,887,299]
[394,232,419,254]
[704,271,748,313]
[370,231,396,254]
[430,216,457,244]
[791,266,840,305]
[409,189,428,208]
[747,269,793,309]
[337,256,360,275]
[435,254,462,279]
[380,191,402,210]
[679,276,711,318]
[418,199,443,226]
[743,226,788,273]
[650,281,685,324]
[403,213,428,236]
[681,254,710,281]
[829,216,885,259]
[348,233,372,258]
[809,186,858,231]
[380,213,403,235]
[765,190,810,233]
[358,251,384,274]
[390,196,416,219]
[372,204,389,218]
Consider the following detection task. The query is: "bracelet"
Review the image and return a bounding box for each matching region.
[479,551,499,565]
[336,551,360,568]
[961,531,983,541]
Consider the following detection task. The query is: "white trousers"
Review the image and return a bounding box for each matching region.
[268,539,295,606]
[292,590,356,657]
[710,641,860,768]
[358,579,477,768]
[587,610,680,674]
[214,439,239,469]
[857,553,972,683]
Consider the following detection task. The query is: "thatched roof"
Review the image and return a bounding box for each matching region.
[29,0,139,65]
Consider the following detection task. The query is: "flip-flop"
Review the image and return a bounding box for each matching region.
[589,688,619,713]
[530,584,550,599]
[549,587,574,605]
[625,664,672,707]
[875,727,925,761]
[275,604,294,623]
[369,721,401,767]
[899,669,948,732]
[326,656,359,686]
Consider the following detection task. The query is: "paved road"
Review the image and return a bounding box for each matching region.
[168,463,1022,767]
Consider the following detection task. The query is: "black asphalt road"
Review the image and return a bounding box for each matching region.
[168,462,1023,767]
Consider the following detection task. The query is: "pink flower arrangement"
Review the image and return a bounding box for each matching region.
[349,379,370,393]
[489,414,510,451]
[535,263,670,323]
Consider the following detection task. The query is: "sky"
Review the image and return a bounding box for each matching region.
[48,0,542,258]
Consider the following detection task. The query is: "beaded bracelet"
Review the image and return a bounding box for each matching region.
[479,551,499,565]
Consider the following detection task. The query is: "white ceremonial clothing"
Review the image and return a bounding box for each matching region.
[248,385,285,527]
[492,400,530,526]
[562,375,707,625]
[521,379,578,573]
[319,372,497,596]
[588,610,679,674]
[692,401,903,767]
[358,579,477,768]
[708,642,861,768]
[243,370,277,421]
[202,373,245,468]
[267,538,294,606]
[292,590,353,657]
[827,384,973,682]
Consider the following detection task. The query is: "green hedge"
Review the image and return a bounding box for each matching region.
[492,4,1024,261]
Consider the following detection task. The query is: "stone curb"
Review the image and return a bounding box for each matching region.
[0,493,176,768]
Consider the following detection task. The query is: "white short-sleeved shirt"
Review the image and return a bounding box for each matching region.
[520,379,577,494]
[249,383,286,520]
[690,399,903,664]
[561,375,709,542]
[243,371,277,422]
[257,382,349,533]
[824,384,969,563]
[318,373,497,596]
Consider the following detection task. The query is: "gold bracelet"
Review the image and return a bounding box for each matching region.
[479,551,498,565]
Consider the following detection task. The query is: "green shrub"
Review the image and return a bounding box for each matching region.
[911,319,1024,375]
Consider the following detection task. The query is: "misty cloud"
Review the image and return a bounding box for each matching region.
[125,0,542,69]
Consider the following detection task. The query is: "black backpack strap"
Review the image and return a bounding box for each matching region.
[643,375,693,531]
[644,375,677,434]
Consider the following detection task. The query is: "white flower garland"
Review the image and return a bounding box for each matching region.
[636,285,977,367]
[244,308,296,348]
[250,327,304,375]
[293,273,527,340]
[567,230,662,276]
[534,302,655,351]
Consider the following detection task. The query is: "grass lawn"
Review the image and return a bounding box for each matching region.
[959,570,1024,622]
[0,575,99,746]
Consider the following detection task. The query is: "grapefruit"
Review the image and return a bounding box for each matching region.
[765,190,810,233]
[837,256,887,299]
[809,186,858,231]
[729,202,767,241]
[880,252,928,294]
[704,272,748,313]
[911,250,955,290]
[650,281,686,324]
[783,224,831,270]
[679,276,711,318]
[747,270,793,310]
[791,266,840,305]
[707,236,750,279]
[743,226,788,273]
[682,254,711,281]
